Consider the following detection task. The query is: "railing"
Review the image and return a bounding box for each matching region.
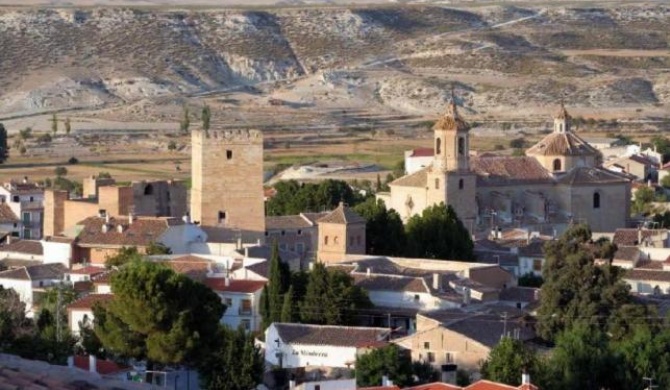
[238,308,252,316]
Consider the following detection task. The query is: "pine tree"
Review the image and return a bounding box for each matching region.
[280,285,295,323]
[0,123,8,163]
[64,117,71,135]
[51,113,58,134]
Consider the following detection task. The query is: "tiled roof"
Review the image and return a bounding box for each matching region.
[629,154,657,166]
[410,148,435,158]
[408,383,462,390]
[44,236,75,244]
[66,294,114,310]
[612,247,641,262]
[466,380,537,390]
[526,129,599,157]
[499,287,540,303]
[75,216,178,247]
[0,203,18,223]
[0,263,66,281]
[266,215,314,230]
[301,212,329,224]
[422,311,535,348]
[273,323,390,347]
[92,270,116,285]
[67,266,107,275]
[613,228,663,246]
[0,239,43,255]
[359,386,401,390]
[4,182,43,194]
[0,258,41,269]
[73,355,131,375]
[557,167,629,185]
[204,278,266,293]
[318,202,366,225]
[474,251,518,267]
[390,167,429,188]
[353,273,428,293]
[471,157,553,186]
[158,256,211,281]
[625,269,670,282]
[433,101,469,132]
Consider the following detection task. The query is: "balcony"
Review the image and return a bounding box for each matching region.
[238,308,253,316]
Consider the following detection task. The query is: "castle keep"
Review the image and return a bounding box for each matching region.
[190,128,265,242]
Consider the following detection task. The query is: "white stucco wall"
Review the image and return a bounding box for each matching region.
[42,241,72,267]
[69,308,93,335]
[519,256,544,277]
[406,155,433,175]
[367,290,459,311]
[158,224,208,254]
[624,278,670,295]
[220,289,262,332]
[0,279,33,316]
[265,325,358,368]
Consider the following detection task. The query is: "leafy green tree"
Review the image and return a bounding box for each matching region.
[356,344,436,387]
[0,123,8,163]
[40,285,77,335]
[167,140,177,151]
[54,166,67,177]
[481,337,538,386]
[146,242,172,255]
[405,203,474,260]
[536,224,634,341]
[104,246,143,268]
[50,113,57,134]
[198,326,264,390]
[18,127,32,140]
[0,286,28,349]
[651,135,670,163]
[180,105,190,133]
[518,272,543,287]
[78,315,105,358]
[615,324,670,389]
[266,180,363,216]
[632,186,656,215]
[354,197,406,256]
[546,323,618,390]
[64,117,71,135]
[93,261,224,368]
[300,262,330,324]
[509,138,526,149]
[661,174,670,189]
[202,105,211,131]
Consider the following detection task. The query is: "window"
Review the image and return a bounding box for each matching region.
[324,236,329,245]
[23,229,31,239]
[297,229,302,236]
[224,298,232,307]
[279,243,288,251]
[427,352,435,363]
[533,259,542,272]
[226,150,233,160]
[414,294,420,301]
[281,230,285,236]
[436,138,442,155]
[315,386,321,390]
[218,211,227,224]
[553,159,561,172]
[144,184,153,196]
[458,137,465,156]
[434,178,439,189]
[22,212,30,223]
[424,342,430,350]
[240,299,252,315]
[593,192,601,209]
[29,196,33,202]
[458,179,464,190]
[264,231,269,236]
[296,243,305,253]
[12,195,19,202]
[445,353,453,363]
[241,319,251,330]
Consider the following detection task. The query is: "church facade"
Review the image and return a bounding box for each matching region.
[377,103,631,234]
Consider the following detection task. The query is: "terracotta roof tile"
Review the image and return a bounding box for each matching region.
[0,203,18,223]
[204,278,266,293]
[625,269,670,283]
[557,167,630,185]
[66,294,114,310]
[273,323,390,347]
[73,355,131,375]
[465,380,531,390]
[360,386,401,390]
[499,287,540,303]
[0,239,43,255]
[612,247,641,263]
[352,273,428,293]
[390,167,429,188]
[0,263,65,280]
[318,202,366,225]
[92,270,116,285]
[613,229,663,246]
[158,257,211,281]
[408,383,462,390]
[410,148,434,158]
[266,215,314,230]
[471,157,553,186]
[433,102,469,132]
[526,130,599,157]
[75,216,175,247]
[67,266,107,275]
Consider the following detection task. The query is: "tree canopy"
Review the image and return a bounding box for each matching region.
[356,344,437,388]
[0,123,8,163]
[354,197,406,256]
[405,203,474,260]
[93,261,225,367]
[481,337,538,386]
[266,179,364,216]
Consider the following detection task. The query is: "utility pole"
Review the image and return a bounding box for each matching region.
[56,285,62,343]
[501,312,508,339]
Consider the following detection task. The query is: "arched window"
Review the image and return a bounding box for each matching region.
[458,179,464,190]
[324,236,329,245]
[435,178,439,189]
[553,159,562,172]
[436,138,442,155]
[593,192,601,209]
[458,137,465,156]
[144,184,154,196]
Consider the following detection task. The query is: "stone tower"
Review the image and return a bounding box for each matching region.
[316,202,366,265]
[43,189,68,237]
[191,128,265,243]
[426,98,478,232]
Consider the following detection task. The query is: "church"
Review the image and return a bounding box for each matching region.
[377,101,631,234]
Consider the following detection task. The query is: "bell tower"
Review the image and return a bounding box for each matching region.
[427,91,477,234]
[554,102,571,133]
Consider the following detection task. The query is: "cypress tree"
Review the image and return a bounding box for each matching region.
[202,105,211,131]
[268,240,289,324]
[300,262,330,324]
[259,285,271,330]
[0,123,8,163]
[280,285,295,323]
[51,113,58,134]
[64,117,71,135]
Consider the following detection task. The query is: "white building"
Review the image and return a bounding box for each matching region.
[0,263,66,316]
[204,278,266,332]
[265,323,390,369]
[0,180,44,239]
[404,148,434,175]
[66,293,114,335]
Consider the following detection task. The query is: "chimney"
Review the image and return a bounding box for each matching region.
[224,277,230,287]
[6,235,12,245]
[244,247,249,258]
[22,176,28,184]
[101,224,108,234]
[463,287,471,305]
[638,227,643,246]
[67,356,74,369]
[89,355,97,374]
[128,213,135,225]
[521,370,530,385]
[289,379,296,390]
[237,237,242,250]
[432,273,441,291]
[105,213,110,224]
[381,376,393,387]
[117,224,124,233]
[366,267,372,277]
[182,213,190,224]
[98,209,106,218]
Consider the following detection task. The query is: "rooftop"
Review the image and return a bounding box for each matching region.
[73,355,131,376]
[0,203,18,223]
[318,202,366,225]
[526,128,599,157]
[66,294,114,310]
[613,228,666,247]
[75,216,182,247]
[471,157,554,186]
[204,278,266,293]
[0,263,66,281]
[67,266,107,276]
[0,239,44,256]
[556,167,630,186]
[273,322,390,348]
[266,214,315,230]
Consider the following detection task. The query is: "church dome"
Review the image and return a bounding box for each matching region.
[526,131,599,157]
